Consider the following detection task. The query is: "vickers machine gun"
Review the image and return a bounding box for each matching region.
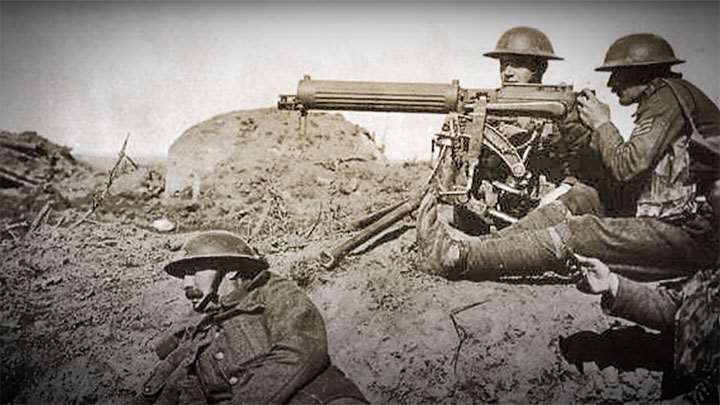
[279,75,583,268]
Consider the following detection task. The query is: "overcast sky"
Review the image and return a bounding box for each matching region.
[1,1,718,160]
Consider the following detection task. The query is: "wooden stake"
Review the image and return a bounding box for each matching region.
[71,133,131,228]
[25,201,52,237]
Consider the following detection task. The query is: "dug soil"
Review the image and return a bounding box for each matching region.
[1,112,670,404]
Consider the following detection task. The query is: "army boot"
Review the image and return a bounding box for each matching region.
[416,192,471,279]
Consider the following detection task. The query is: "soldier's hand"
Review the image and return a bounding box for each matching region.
[574,254,618,296]
[577,89,611,130]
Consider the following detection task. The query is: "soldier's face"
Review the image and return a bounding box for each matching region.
[607,69,645,106]
[499,56,541,84]
[184,270,242,311]
[184,269,227,312]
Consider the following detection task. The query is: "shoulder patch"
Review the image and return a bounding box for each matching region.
[631,117,654,137]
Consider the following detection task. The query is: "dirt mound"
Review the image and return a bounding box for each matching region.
[1,112,667,404]
[152,109,424,252]
[0,131,95,222]
[165,108,384,195]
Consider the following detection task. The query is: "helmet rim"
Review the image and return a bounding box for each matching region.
[595,58,685,72]
[483,50,564,61]
[164,254,269,278]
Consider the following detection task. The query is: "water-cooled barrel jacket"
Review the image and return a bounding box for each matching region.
[142,271,329,404]
[590,78,720,220]
[601,269,720,382]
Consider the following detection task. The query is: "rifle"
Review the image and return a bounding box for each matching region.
[279,75,583,268]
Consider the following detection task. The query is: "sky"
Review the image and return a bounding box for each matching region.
[1,1,718,161]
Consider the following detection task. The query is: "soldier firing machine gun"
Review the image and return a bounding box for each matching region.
[278,75,582,268]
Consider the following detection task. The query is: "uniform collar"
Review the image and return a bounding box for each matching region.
[632,78,665,118]
[219,270,271,308]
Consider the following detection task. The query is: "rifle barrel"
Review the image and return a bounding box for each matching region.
[349,199,408,230]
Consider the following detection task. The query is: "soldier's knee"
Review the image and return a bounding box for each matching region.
[564,214,604,242]
[575,182,600,200]
[559,183,604,216]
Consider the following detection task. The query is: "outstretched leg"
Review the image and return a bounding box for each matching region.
[417,191,572,280]
[418,190,715,281]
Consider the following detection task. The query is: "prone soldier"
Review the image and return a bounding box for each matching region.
[417,33,719,281]
[137,231,368,405]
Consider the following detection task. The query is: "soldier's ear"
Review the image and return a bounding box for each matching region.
[532,60,548,82]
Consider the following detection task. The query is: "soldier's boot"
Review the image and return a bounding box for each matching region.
[460,224,573,280]
[416,192,473,279]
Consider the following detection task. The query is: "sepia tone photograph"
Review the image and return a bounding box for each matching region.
[1,1,718,404]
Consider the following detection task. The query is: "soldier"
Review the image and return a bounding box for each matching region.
[483,26,562,86]
[574,253,719,403]
[138,231,368,405]
[417,33,719,281]
[453,27,602,236]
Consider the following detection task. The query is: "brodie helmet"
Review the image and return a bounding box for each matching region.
[164,230,268,278]
[484,26,563,60]
[596,33,684,71]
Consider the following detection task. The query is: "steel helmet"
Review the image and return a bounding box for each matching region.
[164,230,268,278]
[484,26,563,60]
[596,33,685,71]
